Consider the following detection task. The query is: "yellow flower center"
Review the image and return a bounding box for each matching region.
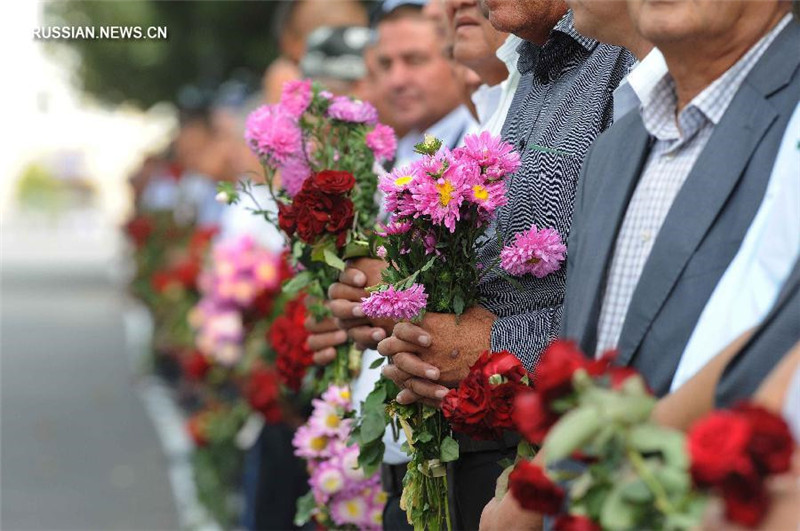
[325,413,340,429]
[322,474,342,492]
[395,175,413,187]
[256,263,277,283]
[345,500,364,518]
[339,389,351,400]
[472,185,489,201]
[437,180,455,207]
[310,436,328,451]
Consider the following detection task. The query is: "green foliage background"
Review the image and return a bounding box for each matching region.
[44,0,282,108]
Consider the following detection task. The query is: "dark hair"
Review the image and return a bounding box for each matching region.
[375,3,424,26]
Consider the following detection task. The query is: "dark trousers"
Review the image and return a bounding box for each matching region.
[244,423,310,531]
[381,463,414,531]
[451,442,517,531]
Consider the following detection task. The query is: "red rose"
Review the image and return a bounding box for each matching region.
[311,170,355,194]
[720,472,770,527]
[189,225,219,257]
[151,271,174,293]
[442,373,491,426]
[124,216,153,248]
[553,515,601,531]
[326,197,355,234]
[534,340,591,404]
[491,383,521,430]
[481,350,527,383]
[513,391,560,444]
[269,295,314,391]
[181,350,211,381]
[278,203,297,236]
[245,366,283,424]
[509,461,565,514]
[733,402,794,475]
[174,259,200,289]
[187,413,210,447]
[688,412,754,486]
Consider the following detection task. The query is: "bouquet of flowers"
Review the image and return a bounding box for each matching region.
[267,293,315,392]
[359,133,522,531]
[292,385,387,530]
[220,79,397,388]
[188,235,286,367]
[505,341,796,530]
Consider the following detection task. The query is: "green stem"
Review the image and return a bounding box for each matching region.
[626,440,676,515]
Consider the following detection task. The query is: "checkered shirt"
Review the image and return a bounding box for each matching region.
[476,11,635,368]
[594,15,792,355]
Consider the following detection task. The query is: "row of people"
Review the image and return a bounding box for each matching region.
[303,0,800,530]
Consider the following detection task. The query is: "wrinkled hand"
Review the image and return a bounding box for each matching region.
[377,305,496,405]
[328,258,392,350]
[479,492,542,531]
[304,314,346,366]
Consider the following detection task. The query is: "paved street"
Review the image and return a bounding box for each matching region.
[1,222,179,530]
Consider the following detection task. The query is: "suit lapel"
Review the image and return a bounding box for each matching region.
[616,86,779,365]
[575,117,651,353]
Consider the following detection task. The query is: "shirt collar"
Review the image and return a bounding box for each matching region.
[515,10,598,78]
[641,13,792,141]
[496,34,523,71]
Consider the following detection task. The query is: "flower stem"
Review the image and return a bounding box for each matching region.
[625,438,675,516]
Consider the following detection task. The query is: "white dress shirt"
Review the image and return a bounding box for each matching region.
[670,100,800,390]
[612,48,667,122]
[394,104,477,168]
[470,34,523,136]
[783,363,800,443]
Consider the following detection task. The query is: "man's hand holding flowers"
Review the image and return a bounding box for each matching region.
[377,305,496,405]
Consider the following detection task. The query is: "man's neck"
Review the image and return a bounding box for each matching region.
[660,8,788,111]
[469,57,509,87]
[514,5,567,45]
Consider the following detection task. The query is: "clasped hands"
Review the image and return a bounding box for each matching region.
[304,257,496,406]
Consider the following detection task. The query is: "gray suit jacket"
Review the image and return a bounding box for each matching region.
[561,20,800,397]
[715,257,800,407]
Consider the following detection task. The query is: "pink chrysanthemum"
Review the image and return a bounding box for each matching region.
[293,423,332,459]
[330,495,369,527]
[500,226,566,278]
[417,148,454,177]
[361,284,428,321]
[457,131,520,180]
[310,463,345,503]
[366,123,397,162]
[280,79,312,117]
[409,166,470,232]
[321,385,353,410]
[279,155,311,197]
[467,180,507,219]
[245,105,303,164]
[376,245,387,259]
[327,96,379,124]
[309,399,347,436]
[379,164,420,215]
[376,220,412,237]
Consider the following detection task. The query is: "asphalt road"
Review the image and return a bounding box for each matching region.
[1,227,179,530]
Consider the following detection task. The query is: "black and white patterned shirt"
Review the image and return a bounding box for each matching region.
[477,11,635,368]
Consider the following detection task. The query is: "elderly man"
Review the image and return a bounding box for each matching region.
[369,0,634,527]
[479,0,799,528]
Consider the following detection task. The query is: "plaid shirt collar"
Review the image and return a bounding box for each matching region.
[516,10,598,79]
[642,14,792,144]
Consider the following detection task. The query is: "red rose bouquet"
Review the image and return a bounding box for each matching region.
[441,350,530,441]
[268,293,315,392]
[504,340,796,530]
[220,79,396,388]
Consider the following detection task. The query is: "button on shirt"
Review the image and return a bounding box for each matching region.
[476,11,635,368]
[595,15,793,356]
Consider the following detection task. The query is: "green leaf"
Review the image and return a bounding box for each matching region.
[369,356,385,370]
[343,239,370,259]
[416,431,434,443]
[283,271,313,294]
[628,424,688,469]
[361,411,387,442]
[440,436,460,462]
[453,293,465,316]
[599,482,637,530]
[357,440,386,476]
[543,406,602,464]
[322,248,346,271]
[620,479,653,503]
[294,491,316,526]
[420,257,437,273]
[495,462,515,499]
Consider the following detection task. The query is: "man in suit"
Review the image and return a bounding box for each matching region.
[561,1,798,396]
